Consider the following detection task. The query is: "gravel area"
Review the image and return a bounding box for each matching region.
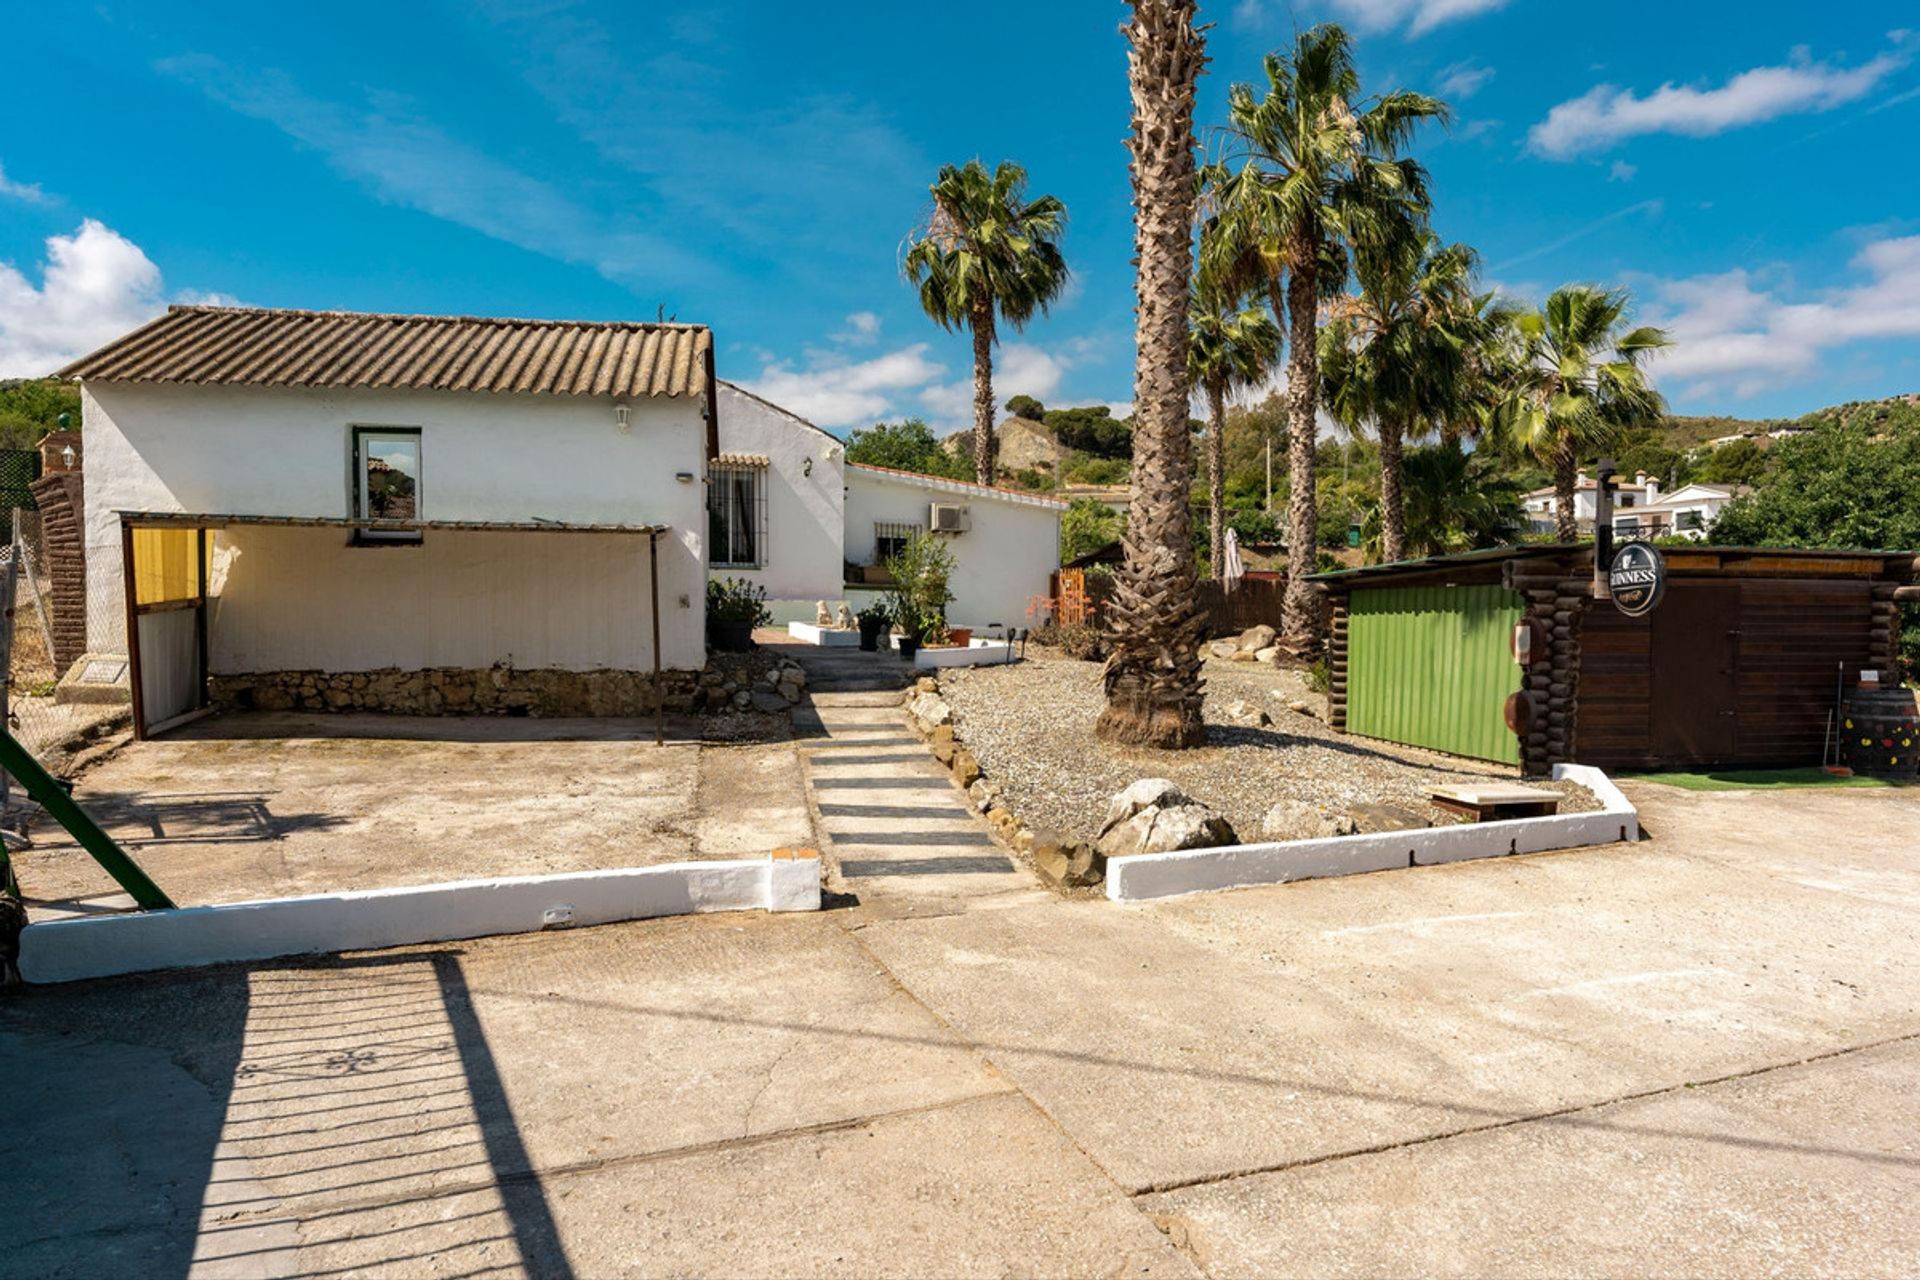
[937,649,1599,844]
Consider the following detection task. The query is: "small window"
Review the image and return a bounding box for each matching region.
[874,521,921,565]
[708,464,766,568]
[352,427,422,544]
[1617,493,1635,508]
[1678,509,1705,531]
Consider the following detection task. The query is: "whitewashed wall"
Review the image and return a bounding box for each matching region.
[844,467,1062,629]
[712,382,844,621]
[82,382,709,670]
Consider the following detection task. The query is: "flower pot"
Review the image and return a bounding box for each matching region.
[946,628,973,647]
[709,620,755,653]
[896,636,921,661]
[858,618,886,651]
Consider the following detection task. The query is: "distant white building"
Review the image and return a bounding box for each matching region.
[715,383,1064,630]
[1523,471,1740,541]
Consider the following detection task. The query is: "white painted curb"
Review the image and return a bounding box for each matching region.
[20,855,823,985]
[786,622,863,647]
[1106,764,1637,904]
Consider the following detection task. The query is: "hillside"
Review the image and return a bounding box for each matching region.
[1664,392,1920,447]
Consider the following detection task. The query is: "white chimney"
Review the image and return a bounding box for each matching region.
[1643,474,1661,501]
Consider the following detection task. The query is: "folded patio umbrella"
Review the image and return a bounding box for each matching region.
[1222,526,1245,593]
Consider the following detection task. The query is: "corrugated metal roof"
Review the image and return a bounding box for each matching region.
[59,306,712,399]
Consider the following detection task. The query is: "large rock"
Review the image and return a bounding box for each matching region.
[950,747,982,788]
[1096,803,1239,859]
[1235,624,1276,653]
[749,689,791,715]
[1260,800,1359,842]
[1100,778,1191,835]
[1030,829,1106,889]
[967,778,1001,812]
[1208,639,1241,659]
[928,724,957,764]
[908,692,952,728]
[1347,802,1430,833]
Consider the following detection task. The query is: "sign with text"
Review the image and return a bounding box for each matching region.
[1608,542,1667,618]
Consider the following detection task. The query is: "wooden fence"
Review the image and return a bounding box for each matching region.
[1196,576,1286,637]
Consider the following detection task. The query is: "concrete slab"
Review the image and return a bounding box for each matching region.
[280,1094,1199,1279]
[1141,1036,1920,1278]
[856,796,1920,1192]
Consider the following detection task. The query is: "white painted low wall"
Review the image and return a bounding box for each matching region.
[1106,765,1637,904]
[21,855,821,984]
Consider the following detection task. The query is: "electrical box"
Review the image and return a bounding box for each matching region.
[929,502,971,533]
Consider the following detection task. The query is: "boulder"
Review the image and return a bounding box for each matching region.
[749,689,790,715]
[1208,639,1241,659]
[1096,804,1239,859]
[1260,800,1359,842]
[1030,830,1106,889]
[908,692,952,728]
[967,779,1001,811]
[928,725,957,764]
[1228,648,1258,662]
[950,747,982,788]
[1235,624,1276,653]
[914,676,940,694]
[1100,778,1190,835]
[1254,646,1280,664]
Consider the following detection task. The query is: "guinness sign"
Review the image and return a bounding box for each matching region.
[1608,542,1666,617]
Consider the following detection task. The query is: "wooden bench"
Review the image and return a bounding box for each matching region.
[1428,783,1563,823]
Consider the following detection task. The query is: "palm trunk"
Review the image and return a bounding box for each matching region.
[1281,225,1324,656]
[1379,417,1406,564]
[1207,379,1227,579]
[1554,437,1579,542]
[1439,422,1461,453]
[970,301,996,484]
[1099,0,1208,750]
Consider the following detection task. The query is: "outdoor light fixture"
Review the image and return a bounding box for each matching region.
[675,471,695,483]
[614,403,632,433]
[61,444,76,469]
[803,456,813,476]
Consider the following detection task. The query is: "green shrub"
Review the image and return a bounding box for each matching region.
[706,577,771,627]
[1303,658,1330,694]
[884,530,957,641]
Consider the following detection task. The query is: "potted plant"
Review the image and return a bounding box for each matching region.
[856,601,892,652]
[883,531,956,663]
[706,576,771,652]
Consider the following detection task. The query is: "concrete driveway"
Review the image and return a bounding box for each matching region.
[3,780,1916,1277]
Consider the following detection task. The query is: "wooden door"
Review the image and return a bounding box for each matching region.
[1650,584,1739,763]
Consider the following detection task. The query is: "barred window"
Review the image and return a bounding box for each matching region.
[874,521,921,564]
[708,464,767,568]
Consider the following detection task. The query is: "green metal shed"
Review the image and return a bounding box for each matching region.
[1344,583,1524,764]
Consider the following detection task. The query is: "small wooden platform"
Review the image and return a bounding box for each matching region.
[1428,783,1562,822]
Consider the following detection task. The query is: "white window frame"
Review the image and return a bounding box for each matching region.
[350,426,423,545]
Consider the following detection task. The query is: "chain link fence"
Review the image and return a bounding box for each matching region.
[5,505,131,773]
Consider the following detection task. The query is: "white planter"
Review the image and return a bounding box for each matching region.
[786,621,863,647]
[913,638,1020,670]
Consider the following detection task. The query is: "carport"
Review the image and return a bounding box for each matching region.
[118,511,672,742]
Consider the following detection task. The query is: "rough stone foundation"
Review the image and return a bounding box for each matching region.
[209,652,806,718]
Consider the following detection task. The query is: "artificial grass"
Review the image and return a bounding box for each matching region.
[1626,767,1898,792]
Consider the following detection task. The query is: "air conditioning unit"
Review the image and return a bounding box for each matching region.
[929,502,971,533]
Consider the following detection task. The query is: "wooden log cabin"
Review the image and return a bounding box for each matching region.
[1312,545,1915,776]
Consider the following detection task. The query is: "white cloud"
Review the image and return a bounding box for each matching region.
[740,344,947,429]
[0,219,176,376]
[0,161,49,204]
[1437,61,1495,100]
[834,311,882,345]
[1646,235,1920,400]
[919,343,1070,427]
[1530,51,1907,158]
[1324,0,1510,35]
[1609,160,1637,182]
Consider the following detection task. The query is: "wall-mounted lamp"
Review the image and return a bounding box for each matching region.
[802,456,813,477]
[61,444,76,469]
[675,471,695,483]
[614,402,632,433]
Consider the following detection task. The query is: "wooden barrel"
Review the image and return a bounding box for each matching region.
[1839,687,1919,780]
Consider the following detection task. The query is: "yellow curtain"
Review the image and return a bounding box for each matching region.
[131,528,205,606]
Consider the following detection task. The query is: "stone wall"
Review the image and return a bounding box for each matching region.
[207,653,807,718]
[29,470,87,673]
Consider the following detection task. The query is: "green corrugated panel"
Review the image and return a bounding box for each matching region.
[1346,584,1523,764]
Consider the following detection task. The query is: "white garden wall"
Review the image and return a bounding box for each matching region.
[81,381,709,670]
[844,466,1063,630]
[712,382,844,622]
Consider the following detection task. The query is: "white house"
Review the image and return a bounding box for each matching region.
[715,382,1065,631]
[62,305,716,734]
[1522,471,1740,541]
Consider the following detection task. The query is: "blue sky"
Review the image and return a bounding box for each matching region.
[3,1,1917,429]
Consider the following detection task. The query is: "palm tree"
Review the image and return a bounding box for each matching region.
[1202,24,1445,650]
[1190,273,1282,578]
[1495,285,1671,541]
[1319,234,1478,562]
[903,160,1069,484]
[1358,445,1525,560]
[1097,0,1208,750]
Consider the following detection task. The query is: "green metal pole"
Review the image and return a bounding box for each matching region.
[0,728,173,909]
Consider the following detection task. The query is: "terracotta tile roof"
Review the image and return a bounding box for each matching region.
[57,305,712,399]
[712,452,771,467]
[847,462,1069,510]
